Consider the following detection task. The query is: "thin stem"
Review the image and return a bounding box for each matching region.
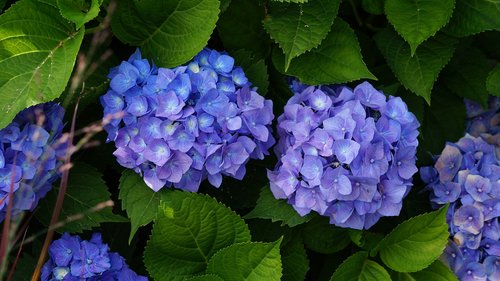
[14,200,114,251]
[30,99,80,281]
[6,227,28,281]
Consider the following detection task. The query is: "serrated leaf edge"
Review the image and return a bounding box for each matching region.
[263,0,338,70]
[371,206,449,272]
[206,238,284,279]
[375,31,456,104]
[384,0,456,55]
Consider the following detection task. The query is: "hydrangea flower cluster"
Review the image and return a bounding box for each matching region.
[421,134,499,281]
[101,49,274,192]
[268,81,420,229]
[42,233,147,281]
[465,97,499,138]
[0,102,65,222]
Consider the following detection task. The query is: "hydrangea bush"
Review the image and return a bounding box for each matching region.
[101,49,274,192]
[42,233,147,281]
[268,81,420,229]
[421,134,499,281]
[0,102,65,222]
[1,0,499,280]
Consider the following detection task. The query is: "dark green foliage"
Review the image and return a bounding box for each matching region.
[1,0,496,280]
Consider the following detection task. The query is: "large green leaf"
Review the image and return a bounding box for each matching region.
[329,251,391,281]
[0,0,84,128]
[119,170,163,243]
[375,28,457,103]
[385,0,455,54]
[111,0,219,67]
[445,0,500,37]
[442,47,491,106]
[301,217,350,254]
[374,206,450,272]
[264,0,340,70]
[206,239,283,281]
[273,18,375,84]
[244,185,312,227]
[37,164,127,233]
[391,260,458,281]
[217,0,270,58]
[144,191,251,281]
[487,64,500,97]
[57,0,102,29]
[281,234,309,281]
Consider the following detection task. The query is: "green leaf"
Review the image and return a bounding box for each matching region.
[218,0,270,57]
[57,0,102,29]
[391,260,458,281]
[36,163,127,233]
[273,18,375,84]
[144,191,251,281]
[207,239,283,281]
[301,217,350,254]
[119,170,163,243]
[442,47,491,106]
[230,50,269,95]
[264,0,340,70]
[374,206,450,272]
[487,64,500,97]
[111,0,219,67]
[281,234,309,281]
[330,251,391,281]
[244,185,312,227]
[0,0,84,128]
[348,229,364,247]
[187,275,225,281]
[385,0,455,54]
[374,28,457,103]
[445,0,500,37]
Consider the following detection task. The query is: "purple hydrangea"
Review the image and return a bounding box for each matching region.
[101,49,274,192]
[0,102,65,222]
[465,97,499,138]
[268,81,420,229]
[42,232,147,281]
[421,134,499,281]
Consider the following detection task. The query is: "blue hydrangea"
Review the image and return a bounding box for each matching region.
[421,134,499,281]
[42,232,147,281]
[268,81,420,229]
[0,102,65,222]
[465,97,499,138]
[101,49,274,192]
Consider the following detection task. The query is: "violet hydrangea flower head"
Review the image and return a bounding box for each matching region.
[0,102,65,222]
[465,97,499,138]
[268,81,420,229]
[101,49,274,192]
[421,134,499,281]
[42,232,147,281]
